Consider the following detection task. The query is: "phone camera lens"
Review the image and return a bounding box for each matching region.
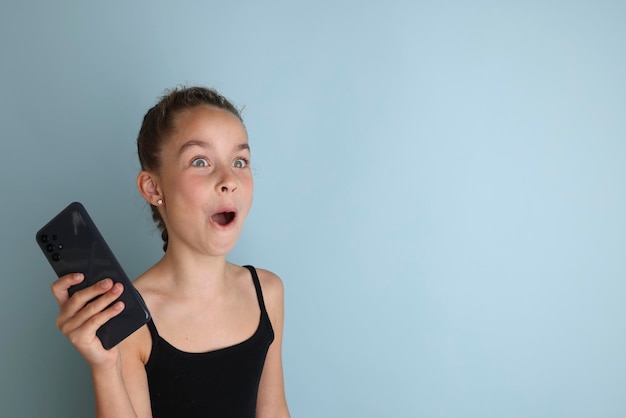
[52,235,58,241]
[58,244,64,250]
[40,234,49,243]
[46,244,54,252]
[52,253,61,262]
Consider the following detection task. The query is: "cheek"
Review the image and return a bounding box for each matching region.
[240,177,254,212]
[244,176,254,199]
[163,179,206,210]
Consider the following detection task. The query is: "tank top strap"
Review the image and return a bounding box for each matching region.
[146,318,159,338]
[243,265,268,316]
[145,318,161,373]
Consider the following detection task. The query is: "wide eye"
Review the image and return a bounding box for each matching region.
[191,157,209,167]
[233,158,248,169]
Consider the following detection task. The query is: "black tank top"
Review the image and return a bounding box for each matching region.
[145,265,275,418]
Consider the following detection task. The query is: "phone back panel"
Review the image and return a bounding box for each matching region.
[36,202,150,349]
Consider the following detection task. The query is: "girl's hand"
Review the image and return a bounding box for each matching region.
[51,273,125,368]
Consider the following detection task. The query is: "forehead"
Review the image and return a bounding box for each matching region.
[169,105,248,148]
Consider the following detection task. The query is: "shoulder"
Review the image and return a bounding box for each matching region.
[126,268,162,365]
[250,267,285,321]
[254,267,284,295]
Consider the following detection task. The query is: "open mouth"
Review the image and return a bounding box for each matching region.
[211,211,236,226]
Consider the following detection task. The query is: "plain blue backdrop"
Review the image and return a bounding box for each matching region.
[1,1,625,417]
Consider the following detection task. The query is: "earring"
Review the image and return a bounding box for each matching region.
[157,199,163,206]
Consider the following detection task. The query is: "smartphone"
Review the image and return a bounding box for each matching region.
[36,201,151,349]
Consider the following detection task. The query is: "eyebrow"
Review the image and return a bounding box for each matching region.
[178,140,250,155]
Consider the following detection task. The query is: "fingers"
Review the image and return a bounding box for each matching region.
[62,278,116,314]
[51,273,84,306]
[57,280,125,332]
[51,274,126,363]
[65,298,125,348]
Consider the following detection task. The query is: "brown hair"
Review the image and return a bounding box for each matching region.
[137,86,243,251]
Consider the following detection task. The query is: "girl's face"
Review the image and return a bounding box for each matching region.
[156,105,253,257]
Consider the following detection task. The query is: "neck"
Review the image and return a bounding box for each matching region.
[155,244,232,298]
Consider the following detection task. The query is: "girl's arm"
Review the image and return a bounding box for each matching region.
[91,329,153,418]
[255,269,291,418]
[91,358,140,418]
[51,273,151,418]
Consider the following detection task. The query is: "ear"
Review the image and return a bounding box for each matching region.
[137,170,162,206]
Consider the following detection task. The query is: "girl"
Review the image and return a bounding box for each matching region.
[51,86,290,417]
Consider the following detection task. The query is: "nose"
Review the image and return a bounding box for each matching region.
[216,166,238,194]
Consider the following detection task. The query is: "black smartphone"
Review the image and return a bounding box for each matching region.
[36,201,151,349]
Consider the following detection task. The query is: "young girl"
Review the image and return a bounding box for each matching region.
[50,86,290,417]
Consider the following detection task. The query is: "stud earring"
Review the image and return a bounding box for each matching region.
[157,199,163,206]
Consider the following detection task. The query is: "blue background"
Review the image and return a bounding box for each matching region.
[1,1,625,417]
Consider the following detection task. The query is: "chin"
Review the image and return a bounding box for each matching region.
[205,239,239,257]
